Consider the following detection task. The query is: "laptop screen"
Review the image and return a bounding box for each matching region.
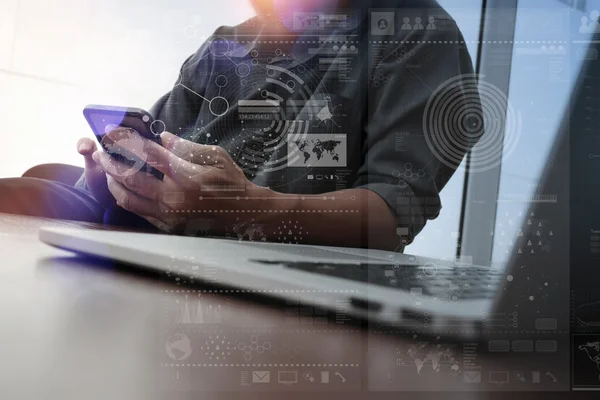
[491,0,584,266]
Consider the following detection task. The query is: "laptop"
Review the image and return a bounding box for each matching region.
[37,95,571,338]
[40,224,504,336]
[38,10,590,343]
[37,101,570,339]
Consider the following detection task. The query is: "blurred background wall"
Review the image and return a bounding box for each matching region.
[0,0,254,178]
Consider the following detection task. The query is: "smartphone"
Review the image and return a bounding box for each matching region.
[83,104,165,180]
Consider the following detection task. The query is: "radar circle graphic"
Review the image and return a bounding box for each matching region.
[203,49,331,177]
[423,74,521,173]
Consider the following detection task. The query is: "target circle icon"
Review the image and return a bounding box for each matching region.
[215,75,228,88]
[423,74,521,173]
[236,63,251,78]
[209,96,230,117]
[150,120,166,135]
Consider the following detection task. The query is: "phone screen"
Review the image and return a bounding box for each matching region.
[83,105,164,180]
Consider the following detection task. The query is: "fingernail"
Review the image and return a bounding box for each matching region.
[160,132,171,146]
[92,151,100,162]
[162,131,176,140]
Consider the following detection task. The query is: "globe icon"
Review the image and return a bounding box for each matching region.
[101,126,147,177]
[166,334,192,361]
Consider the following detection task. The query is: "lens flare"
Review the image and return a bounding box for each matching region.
[273,0,341,31]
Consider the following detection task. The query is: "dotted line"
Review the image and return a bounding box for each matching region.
[196,196,356,201]
[163,210,359,214]
[164,328,358,334]
[371,330,570,335]
[233,40,361,45]
[212,40,570,45]
[480,330,569,335]
[162,289,358,294]
[207,39,576,48]
[163,363,359,367]
[369,40,568,44]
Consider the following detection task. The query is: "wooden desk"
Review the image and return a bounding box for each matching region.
[0,213,590,399]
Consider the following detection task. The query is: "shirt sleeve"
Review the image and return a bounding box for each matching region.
[353,18,481,246]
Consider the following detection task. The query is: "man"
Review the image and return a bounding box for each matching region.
[1,0,480,251]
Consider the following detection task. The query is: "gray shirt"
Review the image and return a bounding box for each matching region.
[80,0,479,245]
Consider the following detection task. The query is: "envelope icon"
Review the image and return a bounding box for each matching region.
[252,371,270,383]
[464,371,481,383]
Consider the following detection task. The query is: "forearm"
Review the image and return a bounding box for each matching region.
[255,187,400,251]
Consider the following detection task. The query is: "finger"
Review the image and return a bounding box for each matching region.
[142,137,198,181]
[78,138,100,171]
[93,151,167,201]
[160,131,223,167]
[142,216,181,234]
[106,176,165,220]
[77,137,98,156]
[103,127,148,163]
[101,128,179,175]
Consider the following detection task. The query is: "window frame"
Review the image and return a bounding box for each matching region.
[457,0,519,266]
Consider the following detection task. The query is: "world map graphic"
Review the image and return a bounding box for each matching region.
[578,341,600,380]
[287,135,347,167]
[397,342,460,376]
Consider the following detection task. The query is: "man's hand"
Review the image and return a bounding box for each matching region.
[91,130,399,249]
[92,131,271,232]
[77,137,116,208]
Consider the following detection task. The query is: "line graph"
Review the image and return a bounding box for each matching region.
[174,295,223,324]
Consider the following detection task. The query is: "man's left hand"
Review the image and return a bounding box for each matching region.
[93,130,272,232]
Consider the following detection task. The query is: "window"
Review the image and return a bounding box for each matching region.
[491,0,588,264]
[404,0,484,259]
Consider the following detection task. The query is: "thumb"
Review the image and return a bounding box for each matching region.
[77,138,100,171]
[77,137,97,156]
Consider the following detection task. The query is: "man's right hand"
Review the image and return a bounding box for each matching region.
[77,137,116,208]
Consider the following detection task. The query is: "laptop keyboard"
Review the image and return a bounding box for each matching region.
[252,260,505,301]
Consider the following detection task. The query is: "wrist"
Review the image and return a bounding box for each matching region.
[250,185,298,224]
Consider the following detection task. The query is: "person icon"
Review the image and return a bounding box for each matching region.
[413,16,424,30]
[580,16,590,34]
[401,17,412,30]
[426,16,437,30]
[378,19,389,30]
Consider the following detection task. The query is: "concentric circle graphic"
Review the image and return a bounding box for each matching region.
[235,63,251,78]
[174,40,338,182]
[423,74,521,173]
